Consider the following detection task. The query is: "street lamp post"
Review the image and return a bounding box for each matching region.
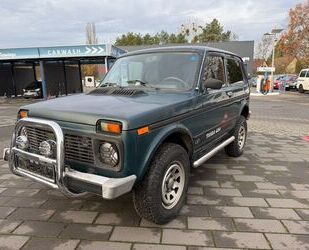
[264,28,284,92]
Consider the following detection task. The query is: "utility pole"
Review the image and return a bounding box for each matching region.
[270,37,277,92]
[264,28,283,92]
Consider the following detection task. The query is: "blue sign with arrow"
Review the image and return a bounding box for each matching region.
[39,45,107,58]
[0,44,126,61]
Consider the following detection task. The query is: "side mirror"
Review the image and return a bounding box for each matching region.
[204,78,223,90]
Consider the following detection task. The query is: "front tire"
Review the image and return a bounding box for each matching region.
[225,116,247,157]
[133,143,190,224]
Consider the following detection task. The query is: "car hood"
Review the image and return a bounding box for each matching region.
[23,91,196,130]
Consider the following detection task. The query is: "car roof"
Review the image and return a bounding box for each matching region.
[300,68,309,71]
[120,45,241,59]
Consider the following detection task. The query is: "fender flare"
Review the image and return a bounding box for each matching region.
[136,124,194,181]
[239,100,250,119]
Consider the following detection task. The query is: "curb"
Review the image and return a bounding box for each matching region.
[250,92,280,96]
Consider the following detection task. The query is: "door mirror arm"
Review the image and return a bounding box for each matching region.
[202,87,209,95]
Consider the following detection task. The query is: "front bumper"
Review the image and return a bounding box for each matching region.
[23,91,40,97]
[3,117,136,199]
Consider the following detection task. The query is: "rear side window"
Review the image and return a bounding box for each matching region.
[226,58,244,84]
[299,71,307,77]
[204,56,225,83]
[306,71,309,78]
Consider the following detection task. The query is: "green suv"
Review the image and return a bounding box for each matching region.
[4,46,250,224]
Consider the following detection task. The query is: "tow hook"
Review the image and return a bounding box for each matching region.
[2,148,10,161]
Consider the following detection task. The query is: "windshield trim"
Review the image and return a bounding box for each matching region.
[100,51,203,92]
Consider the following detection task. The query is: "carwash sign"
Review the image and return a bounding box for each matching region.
[0,44,126,61]
[39,45,107,58]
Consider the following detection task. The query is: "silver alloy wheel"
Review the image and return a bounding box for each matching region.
[238,124,246,150]
[161,161,185,209]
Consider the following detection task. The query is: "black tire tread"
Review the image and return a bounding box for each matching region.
[299,84,304,93]
[133,143,189,224]
[225,115,247,157]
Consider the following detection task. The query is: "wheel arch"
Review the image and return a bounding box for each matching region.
[136,124,194,181]
[240,103,250,120]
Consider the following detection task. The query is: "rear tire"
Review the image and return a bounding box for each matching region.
[133,143,190,224]
[299,84,305,93]
[225,116,247,157]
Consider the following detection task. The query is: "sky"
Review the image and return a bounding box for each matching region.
[0,0,301,48]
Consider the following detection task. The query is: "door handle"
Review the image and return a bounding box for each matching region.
[226,91,234,97]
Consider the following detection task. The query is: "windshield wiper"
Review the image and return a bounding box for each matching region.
[127,80,158,89]
[100,82,118,88]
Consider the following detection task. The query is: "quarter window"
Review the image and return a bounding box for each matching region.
[204,56,225,83]
[226,58,244,84]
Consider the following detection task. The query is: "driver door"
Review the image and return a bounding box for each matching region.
[193,53,232,158]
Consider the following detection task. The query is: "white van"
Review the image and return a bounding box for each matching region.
[297,69,309,93]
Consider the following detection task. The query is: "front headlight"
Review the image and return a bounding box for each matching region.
[16,127,29,150]
[16,136,29,150]
[39,140,56,158]
[99,142,119,167]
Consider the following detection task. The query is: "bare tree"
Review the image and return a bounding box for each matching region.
[86,22,98,45]
[256,35,273,63]
[180,18,201,43]
[83,23,98,78]
[230,32,239,41]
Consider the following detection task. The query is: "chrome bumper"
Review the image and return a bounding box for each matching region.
[4,117,136,199]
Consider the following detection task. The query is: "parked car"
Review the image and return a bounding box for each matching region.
[23,81,42,98]
[274,74,298,90]
[249,76,257,87]
[3,46,250,224]
[273,75,285,89]
[284,75,298,90]
[297,69,309,93]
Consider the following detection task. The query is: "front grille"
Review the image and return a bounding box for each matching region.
[24,126,94,165]
[64,134,94,165]
[26,126,56,156]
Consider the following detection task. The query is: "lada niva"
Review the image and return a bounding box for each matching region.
[4,46,250,224]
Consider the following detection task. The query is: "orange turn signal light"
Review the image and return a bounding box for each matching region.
[99,121,122,134]
[137,126,149,136]
[18,110,28,119]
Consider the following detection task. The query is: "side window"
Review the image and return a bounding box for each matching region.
[203,56,225,85]
[226,58,244,84]
[299,71,307,77]
[306,71,309,78]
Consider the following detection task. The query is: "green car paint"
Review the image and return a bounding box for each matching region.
[18,46,250,183]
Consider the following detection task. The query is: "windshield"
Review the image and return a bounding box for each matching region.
[25,81,41,90]
[101,52,201,90]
